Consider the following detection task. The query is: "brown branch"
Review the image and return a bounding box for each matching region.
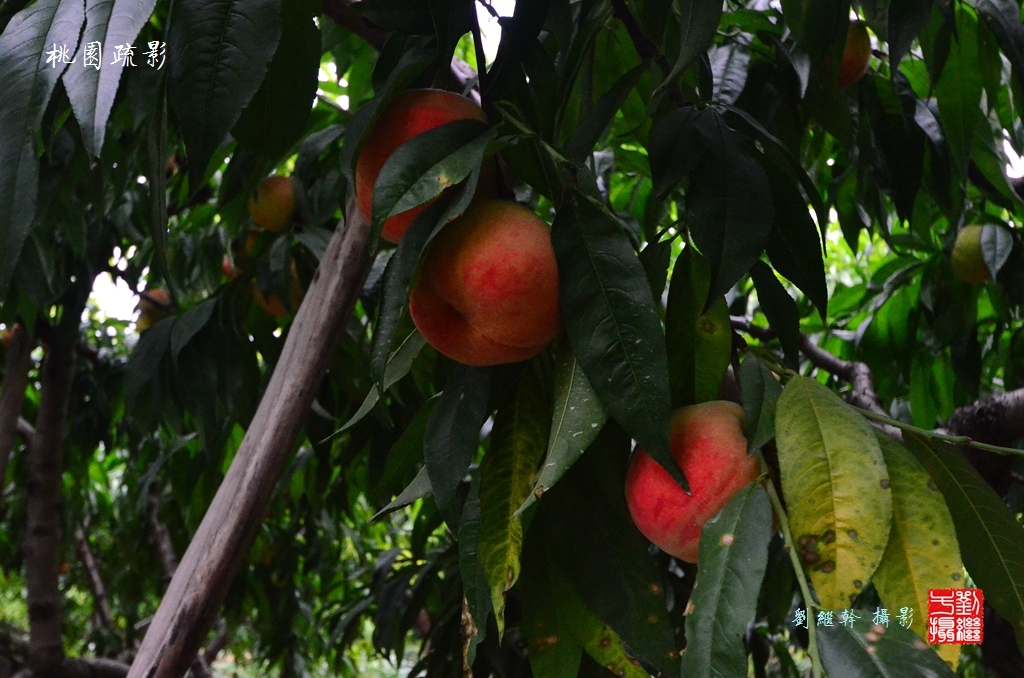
[732,317,888,416]
[0,325,35,497]
[202,620,229,666]
[321,0,386,50]
[127,202,372,678]
[75,527,115,632]
[146,485,179,585]
[16,418,34,441]
[25,336,77,677]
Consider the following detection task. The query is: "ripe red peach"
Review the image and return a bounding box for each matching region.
[837,21,871,88]
[248,176,295,233]
[356,89,487,244]
[408,199,561,366]
[625,401,761,563]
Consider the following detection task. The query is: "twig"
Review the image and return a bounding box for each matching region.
[608,0,687,106]
[146,484,179,584]
[320,0,386,50]
[16,417,34,441]
[470,6,489,102]
[856,408,1024,458]
[202,619,229,666]
[761,475,822,678]
[75,527,115,632]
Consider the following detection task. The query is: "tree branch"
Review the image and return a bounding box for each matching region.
[127,203,372,678]
[146,485,179,585]
[0,325,35,498]
[731,317,888,417]
[16,418,34,442]
[608,0,687,106]
[75,527,115,632]
[25,336,77,677]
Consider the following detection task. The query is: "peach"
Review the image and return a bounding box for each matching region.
[253,266,305,317]
[837,21,871,88]
[408,200,561,366]
[248,176,295,233]
[950,225,991,284]
[625,401,760,563]
[356,89,487,244]
[136,289,171,331]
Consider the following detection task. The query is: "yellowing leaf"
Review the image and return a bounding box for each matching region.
[872,433,963,669]
[775,376,892,609]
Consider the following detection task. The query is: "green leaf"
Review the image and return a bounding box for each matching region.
[375,394,439,503]
[750,261,801,368]
[872,433,963,668]
[889,0,935,66]
[551,191,681,489]
[665,246,733,408]
[63,0,157,158]
[167,0,281,191]
[370,176,479,390]
[232,1,320,160]
[817,615,956,678]
[370,119,495,251]
[775,377,892,610]
[904,432,1024,652]
[457,467,490,665]
[564,63,647,162]
[372,465,431,521]
[424,364,492,528]
[545,423,680,675]
[648,106,706,198]
[518,341,606,516]
[681,483,773,678]
[738,352,783,452]
[170,298,217,363]
[980,223,1013,278]
[0,0,85,299]
[687,112,774,301]
[761,158,828,318]
[971,0,1024,93]
[934,4,982,180]
[521,531,647,678]
[478,370,548,636]
[354,0,433,34]
[125,317,174,403]
[663,0,723,88]
[338,325,426,434]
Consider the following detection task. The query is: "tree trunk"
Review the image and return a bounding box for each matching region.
[25,335,76,678]
[127,207,371,678]
[0,326,34,495]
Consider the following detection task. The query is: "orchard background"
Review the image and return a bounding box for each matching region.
[1,0,1024,676]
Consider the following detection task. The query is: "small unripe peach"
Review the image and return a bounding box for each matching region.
[136,289,171,332]
[837,21,871,88]
[625,401,761,563]
[356,89,487,244]
[248,176,295,233]
[408,199,561,366]
[950,225,991,284]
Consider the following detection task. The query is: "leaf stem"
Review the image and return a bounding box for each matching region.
[759,469,823,678]
[854,407,1024,458]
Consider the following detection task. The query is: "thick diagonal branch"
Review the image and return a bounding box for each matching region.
[127,205,372,678]
[75,527,115,632]
[0,326,35,496]
[25,336,76,678]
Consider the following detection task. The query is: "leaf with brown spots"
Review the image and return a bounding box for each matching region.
[520,523,647,678]
[775,377,892,610]
[871,433,963,669]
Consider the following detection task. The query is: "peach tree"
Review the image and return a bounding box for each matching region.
[0,0,1023,676]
